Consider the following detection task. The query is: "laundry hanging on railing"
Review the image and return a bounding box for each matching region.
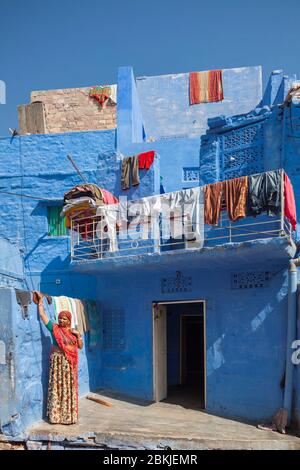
[158,187,204,242]
[189,69,224,105]
[204,170,297,230]
[95,204,119,252]
[225,176,248,222]
[247,170,281,217]
[204,182,223,226]
[125,186,205,244]
[284,173,297,230]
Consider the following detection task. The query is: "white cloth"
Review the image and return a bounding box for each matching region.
[95,205,119,252]
[69,297,78,329]
[109,84,117,104]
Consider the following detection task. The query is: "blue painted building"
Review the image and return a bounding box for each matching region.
[0,64,300,437]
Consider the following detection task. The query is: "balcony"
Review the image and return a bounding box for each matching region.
[69,170,296,268]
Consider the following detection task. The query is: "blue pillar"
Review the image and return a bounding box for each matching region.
[117,66,145,152]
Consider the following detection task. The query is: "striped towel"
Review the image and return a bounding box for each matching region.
[190,69,224,105]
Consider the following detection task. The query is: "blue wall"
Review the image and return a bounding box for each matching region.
[95,251,290,422]
[135,66,262,140]
[116,66,262,194]
[0,129,159,288]
[1,65,300,436]
[0,286,103,436]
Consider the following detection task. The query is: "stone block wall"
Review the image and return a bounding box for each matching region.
[18,85,117,135]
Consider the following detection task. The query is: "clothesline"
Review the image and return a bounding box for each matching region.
[69,169,289,213]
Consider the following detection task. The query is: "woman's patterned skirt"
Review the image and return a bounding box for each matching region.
[47,349,78,424]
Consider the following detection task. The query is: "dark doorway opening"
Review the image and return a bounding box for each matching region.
[163,301,205,410]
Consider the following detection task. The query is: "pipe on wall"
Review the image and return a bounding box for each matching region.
[273,257,300,433]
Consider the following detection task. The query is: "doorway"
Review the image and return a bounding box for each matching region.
[153,301,206,410]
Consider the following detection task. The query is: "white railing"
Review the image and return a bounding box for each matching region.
[70,171,293,262]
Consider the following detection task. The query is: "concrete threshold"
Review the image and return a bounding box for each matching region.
[25,391,300,450]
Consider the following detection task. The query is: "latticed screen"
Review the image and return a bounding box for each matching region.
[231,271,271,289]
[221,123,264,179]
[47,206,67,236]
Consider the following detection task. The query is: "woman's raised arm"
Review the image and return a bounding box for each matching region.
[33,291,49,325]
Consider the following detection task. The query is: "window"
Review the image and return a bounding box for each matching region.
[47,206,67,236]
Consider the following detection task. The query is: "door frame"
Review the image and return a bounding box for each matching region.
[152,300,206,409]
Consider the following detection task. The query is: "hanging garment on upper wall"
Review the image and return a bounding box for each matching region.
[247,170,281,217]
[121,156,140,190]
[138,150,155,170]
[189,70,224,105]
[284,173,297,230]
[224,176,248,222]
[204,182,223,225]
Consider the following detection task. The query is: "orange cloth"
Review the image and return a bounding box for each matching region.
[204,182,223,225]
[190,70,223,105]
[224,176,248,222]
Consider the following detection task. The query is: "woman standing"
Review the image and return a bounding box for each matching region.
[34,291,83,424]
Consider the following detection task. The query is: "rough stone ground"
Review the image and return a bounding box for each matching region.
[0,442,25,450]
[24,390,300,450]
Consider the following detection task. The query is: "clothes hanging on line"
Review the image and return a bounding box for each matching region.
[284,173,297,230]
[159,187,204,243]
[224,176,248,222]
[121,156,140,190]
[204,176,251,225]
[247,170,281,217]
[95,204,119,252]
[190,69,224,105]
[138,150,155,170]
[51,295,89,335]
[204,171,293,227]
[204,182,223,225]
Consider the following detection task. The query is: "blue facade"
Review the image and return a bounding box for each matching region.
[0,64,300,436]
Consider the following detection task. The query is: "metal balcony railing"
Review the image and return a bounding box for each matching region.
[70,170,294,262]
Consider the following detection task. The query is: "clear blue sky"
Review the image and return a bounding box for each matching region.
[0,0,299,136]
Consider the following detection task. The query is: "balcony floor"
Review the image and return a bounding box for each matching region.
[69,236,296,274]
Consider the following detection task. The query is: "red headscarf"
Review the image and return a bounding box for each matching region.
[52,311,79,404]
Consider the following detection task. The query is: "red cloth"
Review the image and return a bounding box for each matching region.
[138,151,155,169]
[52,311,79,410]
[284,173,297,230]
[189,72,200,105]
[209,69,224,102]
[101,188,119,205]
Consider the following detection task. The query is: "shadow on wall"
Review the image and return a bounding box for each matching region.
[206,269,288,422]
